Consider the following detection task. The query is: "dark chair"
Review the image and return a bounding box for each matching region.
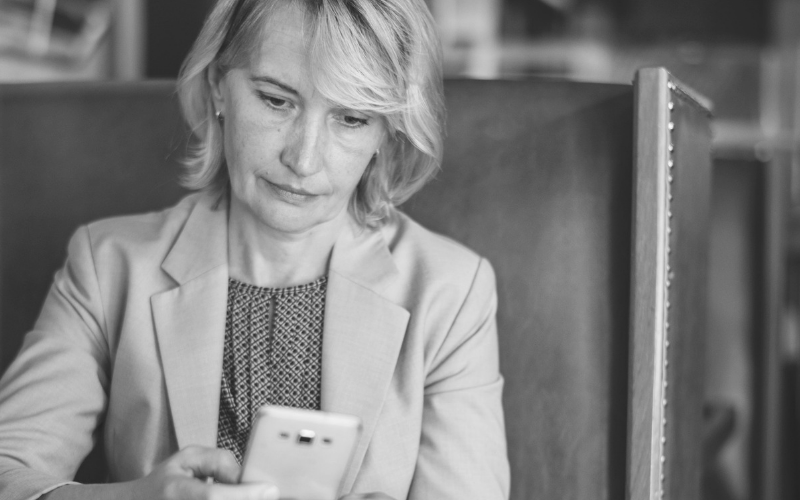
[0,81,188,372]
[406,68,712,500]
[0,70,713,500]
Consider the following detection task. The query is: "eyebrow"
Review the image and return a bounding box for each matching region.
[250,75,299,96]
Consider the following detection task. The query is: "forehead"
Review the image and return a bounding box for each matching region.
[238,0,401,115]
[247,2,311,76]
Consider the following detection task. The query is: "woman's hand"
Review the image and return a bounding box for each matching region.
[133,445,279,500]
[43,446,279,500]
[339,494,396,500]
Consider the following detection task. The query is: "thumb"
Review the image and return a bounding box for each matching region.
[209,482,280,500]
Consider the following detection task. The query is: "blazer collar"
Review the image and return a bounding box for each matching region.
[162,193,400,292]
[328,217,399,293]
[161,193,228,285]
[152,194,230,450]
[322,218,410,494]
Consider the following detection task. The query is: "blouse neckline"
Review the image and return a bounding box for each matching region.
[227,275,328,296]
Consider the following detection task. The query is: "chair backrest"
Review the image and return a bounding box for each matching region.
[405,79,636,499]
[0,72,713,500]
[0,82,188,370]
[405,70,712,500]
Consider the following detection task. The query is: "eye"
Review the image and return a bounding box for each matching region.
[257,92,292,111]
[335,113,370,129]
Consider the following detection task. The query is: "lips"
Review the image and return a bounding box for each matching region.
[264,179,318,202]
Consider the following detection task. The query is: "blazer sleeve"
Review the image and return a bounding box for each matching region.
[408,258,510,500]
[0,225,110,500]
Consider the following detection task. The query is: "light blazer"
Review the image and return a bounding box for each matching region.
[0,193,509,500]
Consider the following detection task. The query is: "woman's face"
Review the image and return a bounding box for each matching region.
[210,2,386,236]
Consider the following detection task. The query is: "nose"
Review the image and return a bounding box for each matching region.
[280,112,324,177]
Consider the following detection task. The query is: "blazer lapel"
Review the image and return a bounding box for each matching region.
[321,221,410,494]
[152,195,229,450]
[151,197,410,482]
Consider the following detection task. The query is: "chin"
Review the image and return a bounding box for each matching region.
[255,206,324,235]
[243,193,348,235]
[259,215,314,234]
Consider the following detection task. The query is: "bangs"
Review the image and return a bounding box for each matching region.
[305,0,411,125]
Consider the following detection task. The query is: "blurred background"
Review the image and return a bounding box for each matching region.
[0,1,798,499]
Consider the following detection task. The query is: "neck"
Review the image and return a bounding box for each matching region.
[227,198,348,288]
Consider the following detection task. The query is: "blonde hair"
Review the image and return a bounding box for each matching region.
[177,0,445,227]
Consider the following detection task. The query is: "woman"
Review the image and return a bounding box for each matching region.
[0,0,509,499]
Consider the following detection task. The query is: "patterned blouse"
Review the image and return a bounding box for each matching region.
[216,276,328,464]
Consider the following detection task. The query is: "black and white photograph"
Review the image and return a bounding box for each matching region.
[0,0,797,499]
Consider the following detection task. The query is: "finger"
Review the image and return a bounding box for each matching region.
[208,482,280,500]
[174,446,242,484]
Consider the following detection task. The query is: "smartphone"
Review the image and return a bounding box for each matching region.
[240,405,362,500]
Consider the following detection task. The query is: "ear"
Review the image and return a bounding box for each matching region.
[207,62,226,115]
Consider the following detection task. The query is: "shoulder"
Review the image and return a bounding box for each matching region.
[380,211,495,304]
[383,210,487,274]
[76,192,209,268]
[69,193,211,270]
[385,210,479,262]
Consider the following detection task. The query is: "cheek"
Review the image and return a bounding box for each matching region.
[333,130,383,180]
[225,118,284,175]
[330,148,374,187]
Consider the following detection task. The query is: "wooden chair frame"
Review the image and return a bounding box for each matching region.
[628,68,713,500]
